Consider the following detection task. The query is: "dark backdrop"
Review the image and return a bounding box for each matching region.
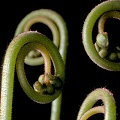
[0,0,120,120]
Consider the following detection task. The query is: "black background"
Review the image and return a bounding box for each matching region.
[0,0,120,120]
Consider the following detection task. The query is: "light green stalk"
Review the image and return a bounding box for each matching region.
[14,9,68,120]
[0,31,67,120]
[77,88,116,120]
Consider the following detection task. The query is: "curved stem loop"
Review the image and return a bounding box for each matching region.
[95,10,120,62]
[15,9,68,66]
[14,9,68,120]
[98,10,120,34]
[77,88,116,120]
[1,31,65,120]
[82,0,120,71]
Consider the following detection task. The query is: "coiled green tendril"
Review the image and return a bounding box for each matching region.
[14,9,68,66]
[77,88,116,120]
[82,0,120,71]
[0,9,68,120]
[95,10,120,61]
[14,9,68,120]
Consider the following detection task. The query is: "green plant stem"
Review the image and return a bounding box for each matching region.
[77,88,116,120]
[24,15,60,66]
[95,10,120,61]
[82,0,120,71]
[79,106,104,120]
[14,9,68,120]
[50,94,62,120]
[0,31,66,120]
[98,10,120,34]
[24,16,60,47]
[14,9,68,66]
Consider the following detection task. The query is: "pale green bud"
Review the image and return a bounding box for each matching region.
[96,32,109,48]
